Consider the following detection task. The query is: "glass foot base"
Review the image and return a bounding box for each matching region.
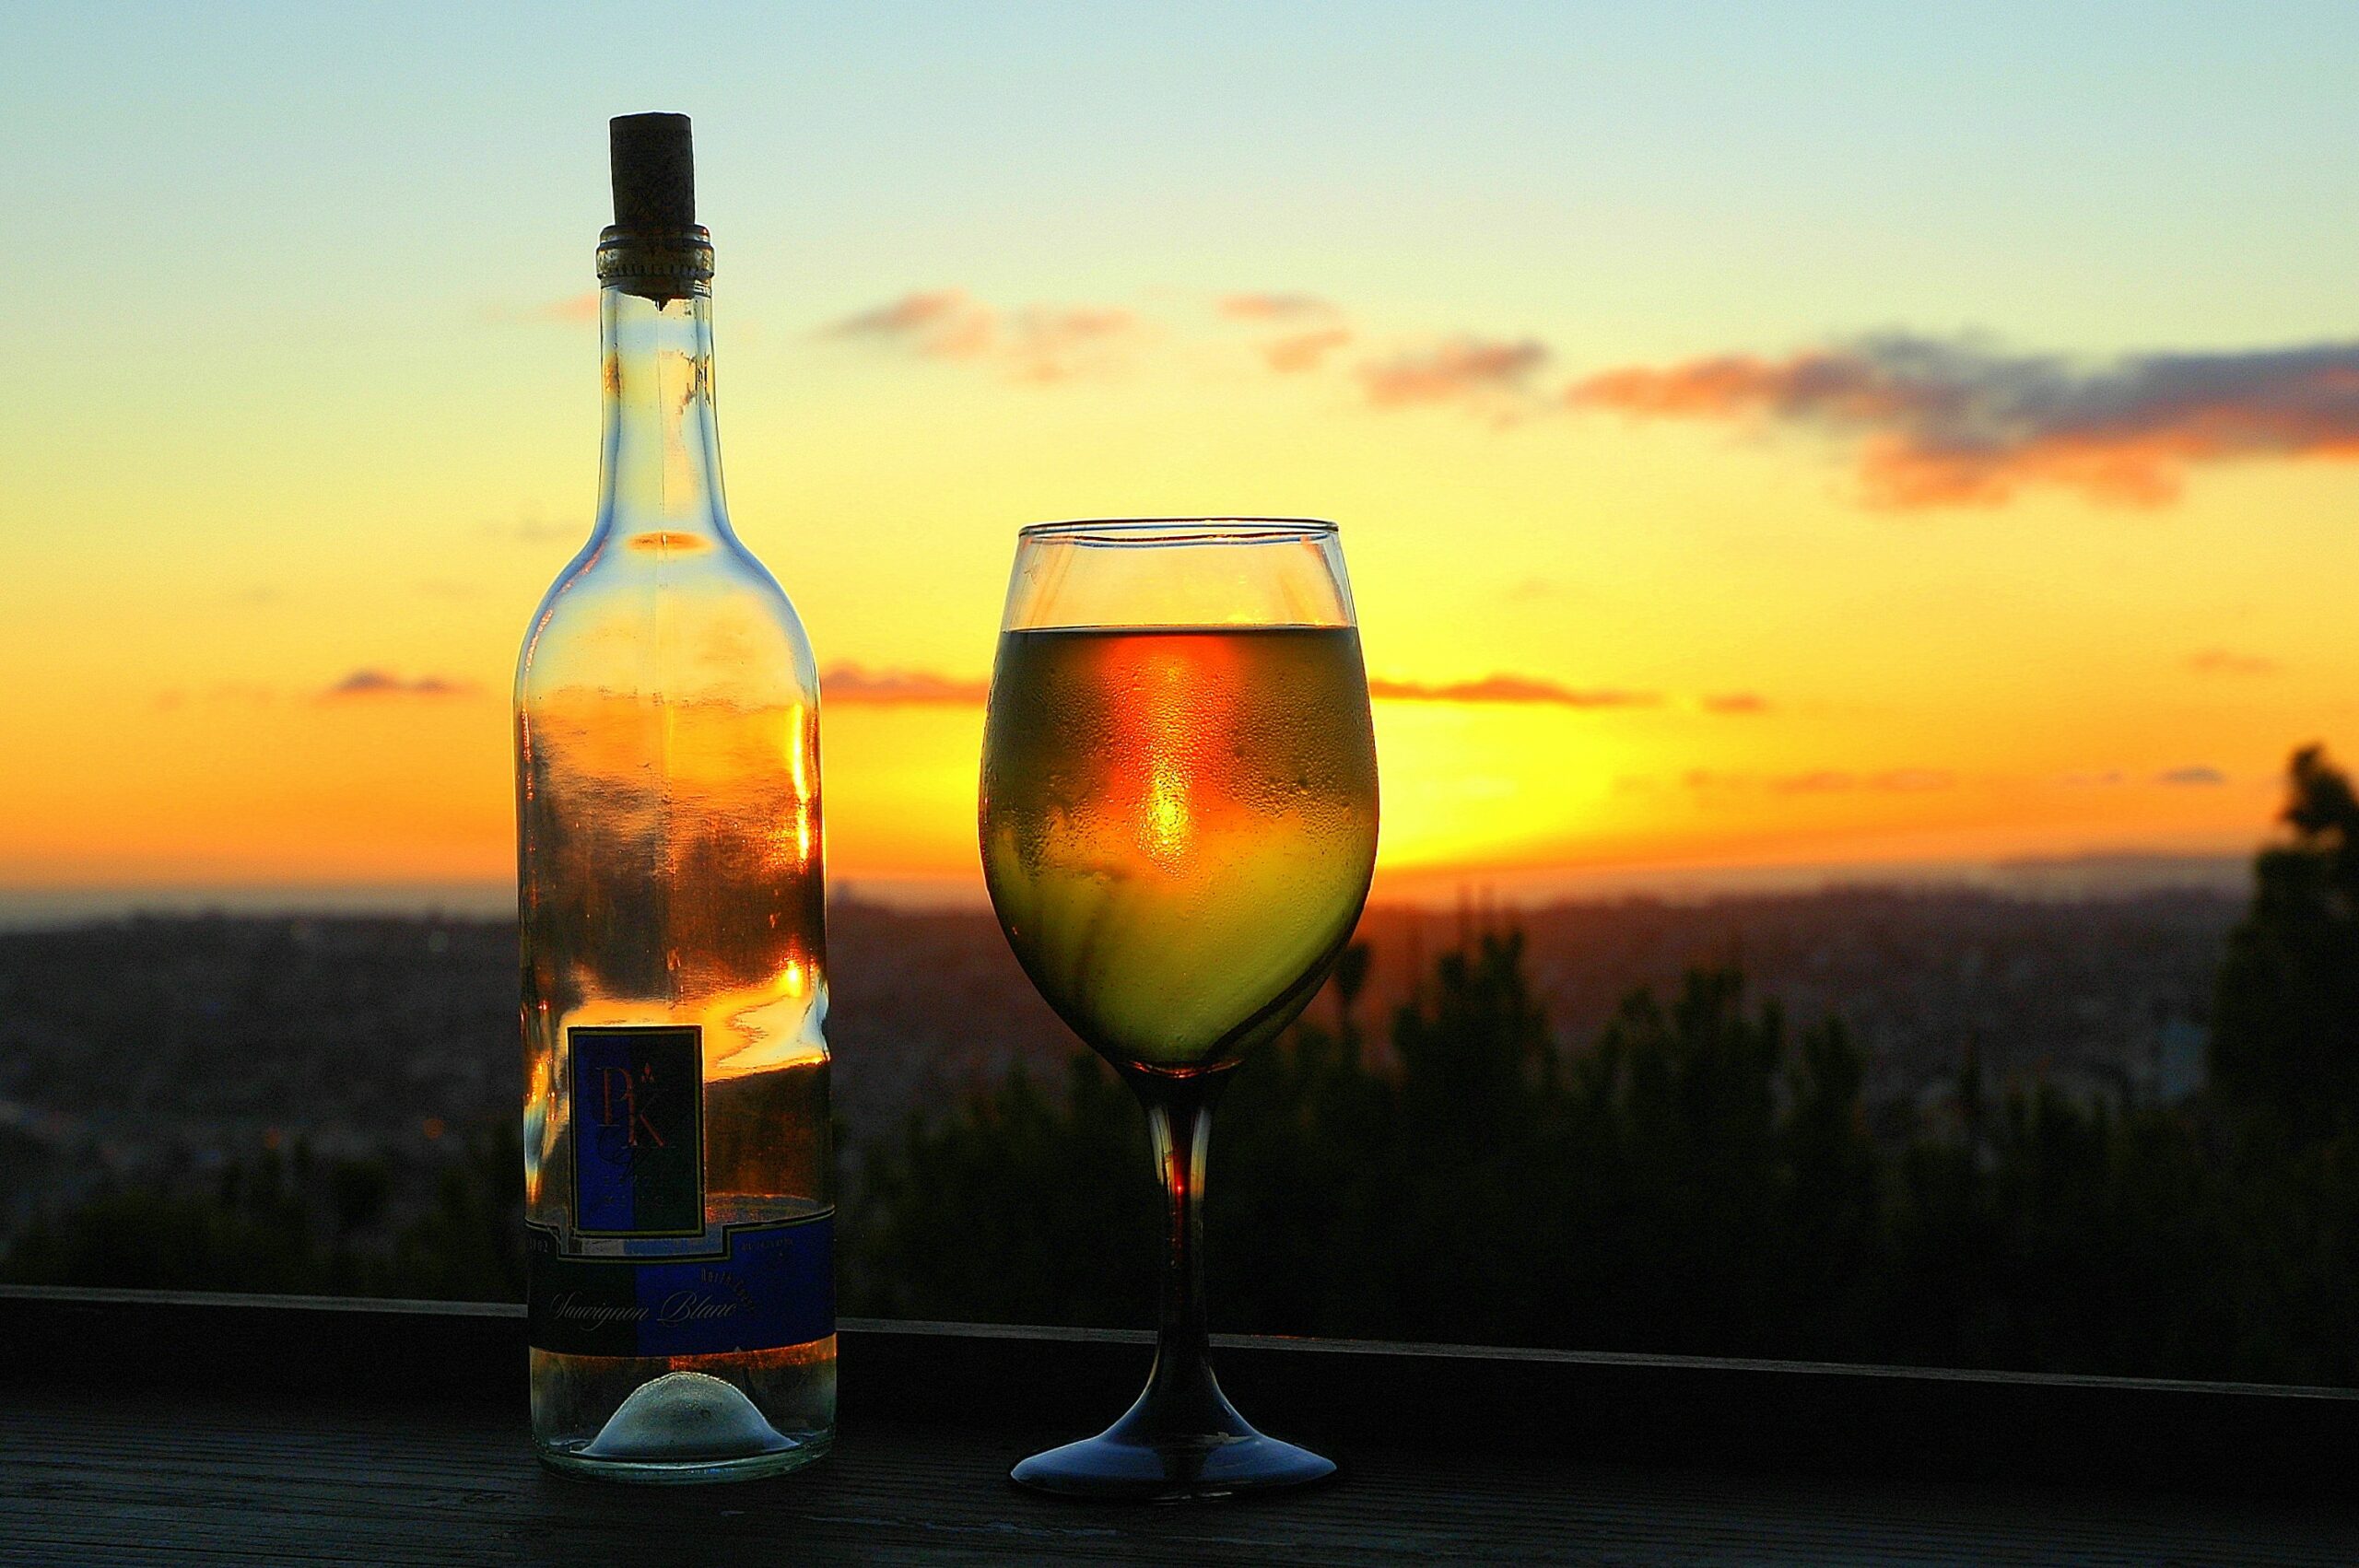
[1012,1425,1335,1502]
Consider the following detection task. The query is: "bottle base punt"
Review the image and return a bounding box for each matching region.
[531,1342,836,1484]
[537,1431,834,1486]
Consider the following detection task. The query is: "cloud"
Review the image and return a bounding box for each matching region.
[1768,770,1860,794]
[1870,768,1957,792]
[824,289,997,359]
[1566,334,2359,508]
[822,664,991,705]
[2188,648,2280,676]
[322,670,479,701]
[486,292,599,327]
[1004,306,1139,383]
[822,290,1139,381]
[1688,768,1955,793]
[1215,294,1355,375]
[1367,674,1659,708]
[804,298,2359,509]
[1262,328,1355,374]
[1700,692,1772,716]
[1360,337,1550,411]
[2157,765,2229,787]
[1220,292,1338,322]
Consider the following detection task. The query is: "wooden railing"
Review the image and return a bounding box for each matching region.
[7,1283,2356,1496]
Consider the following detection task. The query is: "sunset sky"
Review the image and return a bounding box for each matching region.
[6,4,2358,908]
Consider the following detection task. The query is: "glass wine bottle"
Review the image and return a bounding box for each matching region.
[513,113,836,1483]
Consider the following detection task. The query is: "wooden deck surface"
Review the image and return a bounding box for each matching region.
[10,1382,2359,1567]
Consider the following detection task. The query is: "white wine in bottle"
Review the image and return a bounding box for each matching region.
[514,112,835,1483]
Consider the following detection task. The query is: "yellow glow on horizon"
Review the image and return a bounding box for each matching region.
[3,311,2353,898]
[0,663,2301,900]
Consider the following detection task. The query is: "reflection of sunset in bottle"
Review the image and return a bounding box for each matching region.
[522,1050,552,1207]
[767,703,818,872]
[520,685,829,1065]
[516,676,835,1464]
[981,626,1379,1073]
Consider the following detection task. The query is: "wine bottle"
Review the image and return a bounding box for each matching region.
[514,113,836,1483]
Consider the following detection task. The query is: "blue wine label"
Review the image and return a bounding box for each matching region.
[569,1025,703,1237]
[535,1024,834,1356]
[528,1212,836,1358]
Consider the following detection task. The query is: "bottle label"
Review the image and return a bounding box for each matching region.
[569,1024,704,1237]
[527,1212,836,1358]
[537,1023,832,1357]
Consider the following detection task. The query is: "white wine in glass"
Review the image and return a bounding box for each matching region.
[980,519,1379,1500]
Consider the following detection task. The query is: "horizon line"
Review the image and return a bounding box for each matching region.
[0,849,2256,930]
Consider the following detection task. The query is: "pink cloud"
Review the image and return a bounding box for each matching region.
[322,671,479,701]
[2188,649,2280,676]
[1220,292,1338,322]
[1004,306,1140,384]
[825,291,1139,381]
[1263,328,1354,374]
[824,289,997,359]
[1567,335,2359,509]
[1701,693,1772,716]
[823,665,991,705]
[1360,337,1550,410]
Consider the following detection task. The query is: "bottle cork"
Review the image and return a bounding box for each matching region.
[610,112,696,232]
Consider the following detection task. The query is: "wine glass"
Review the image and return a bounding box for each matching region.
[979,517,1379,1500]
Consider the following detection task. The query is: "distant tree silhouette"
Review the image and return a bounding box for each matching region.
[847,898,2359,1385]
[0,1123,522,1302]
[2213,744,2359,1133]
[853,1056,1155,1326]
[1,1149,323,1293]
[852,937,1896,1360]
[384,1122,527,1301]
[1547,971,1882,1357]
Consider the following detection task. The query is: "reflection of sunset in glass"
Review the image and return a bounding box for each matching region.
[5,8,2357,908]
[1133,640,1215,872]
[981,627,1378,1070]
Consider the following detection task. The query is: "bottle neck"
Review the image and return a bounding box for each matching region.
[594,284,733,548]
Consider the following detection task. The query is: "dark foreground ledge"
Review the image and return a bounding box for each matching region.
[6,1286,2359,1565]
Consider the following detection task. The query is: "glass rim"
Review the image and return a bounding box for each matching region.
[1016,516,1339,547]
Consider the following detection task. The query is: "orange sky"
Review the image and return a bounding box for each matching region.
[6,9,2358,907]
[6,298,2354,905]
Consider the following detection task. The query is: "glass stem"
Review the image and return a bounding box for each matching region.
[1133,1068,1235,1433]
